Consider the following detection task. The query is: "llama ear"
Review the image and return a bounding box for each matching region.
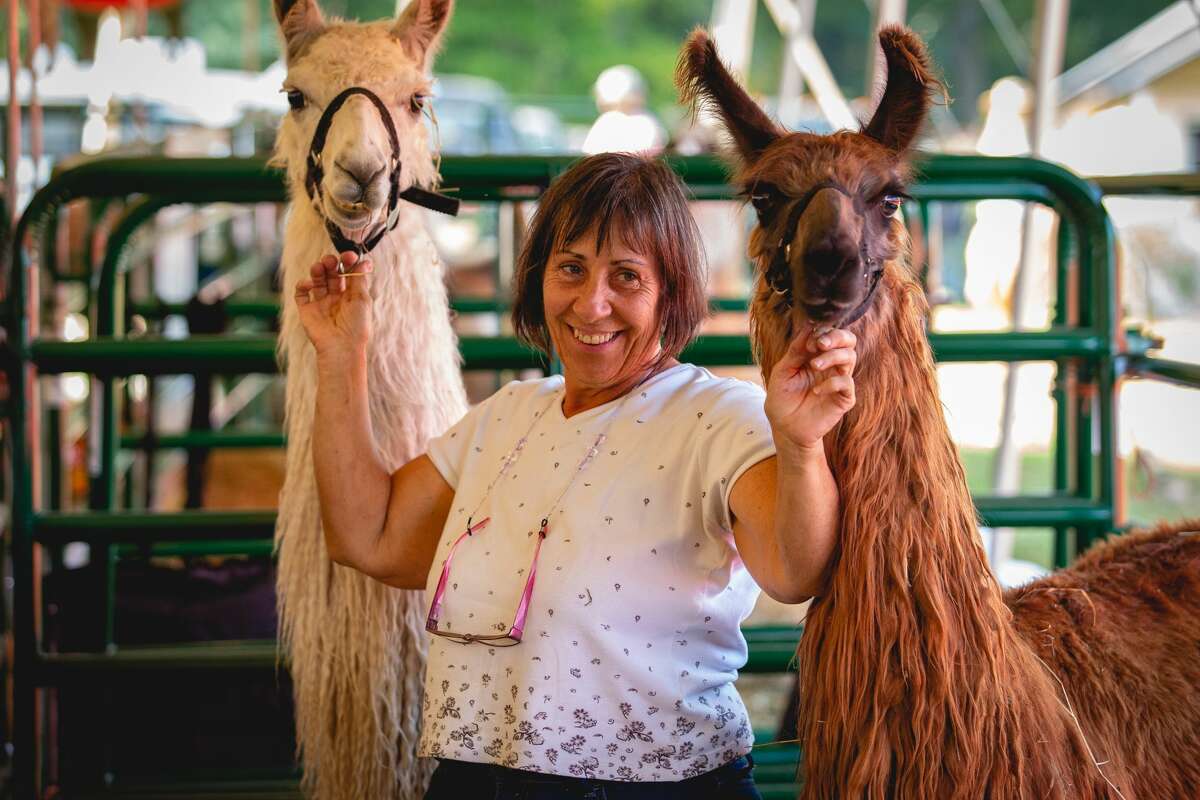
[862,25,944,154]
[676,28,781,165]
[273,0,325,62]
[393,0,454,67]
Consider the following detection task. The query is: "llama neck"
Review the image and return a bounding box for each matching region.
[278,198,467,465]
[797,270,1093,799]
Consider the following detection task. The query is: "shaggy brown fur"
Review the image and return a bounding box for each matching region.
[679,25,1200,800]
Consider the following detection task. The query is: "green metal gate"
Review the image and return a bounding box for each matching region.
[5,154,1196,799]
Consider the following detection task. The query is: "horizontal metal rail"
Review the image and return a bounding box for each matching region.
[32,496,1110,548]
[33,628,798,682]
[1124,355,1200,390]
[70,782,302,800]
[131,296,757,319]
[120,431,286,450]
[28,330,1110,376]
[1093,173,1200,197]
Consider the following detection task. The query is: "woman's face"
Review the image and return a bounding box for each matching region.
[543,226,663,394]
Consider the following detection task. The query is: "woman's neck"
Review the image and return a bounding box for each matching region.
[560,358,679,418]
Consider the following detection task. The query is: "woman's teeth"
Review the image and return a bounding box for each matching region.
[572,328,617,345]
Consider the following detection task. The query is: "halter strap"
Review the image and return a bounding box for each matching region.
[304,86,460,257]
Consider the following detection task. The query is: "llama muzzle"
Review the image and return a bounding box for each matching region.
[304,85,461,256]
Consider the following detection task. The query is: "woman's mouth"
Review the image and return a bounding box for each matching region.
[571,326,620,346]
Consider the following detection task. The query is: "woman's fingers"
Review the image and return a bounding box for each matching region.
[295,278,314,305]
[813,374,856,407]
[774,326,814,375]
[307,255,338,301]
[311,254,337,275]
[810,346,857,376]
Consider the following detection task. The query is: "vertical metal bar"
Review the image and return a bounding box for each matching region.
[1053,215,1070,492]
[1095,213,1119,529]
[1097,357,1116,510]
[100,377,119,643]
[1051,213,1071,564]
[10,223,44,797]
[865,0,907,97]
[143,376,158,508]
[992,0,1070,569]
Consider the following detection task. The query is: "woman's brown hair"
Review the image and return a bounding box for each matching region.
[511,153,708,360]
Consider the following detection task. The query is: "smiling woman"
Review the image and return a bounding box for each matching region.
[512,154,708,380]
[298,151,857,797]
[511,154,707,415]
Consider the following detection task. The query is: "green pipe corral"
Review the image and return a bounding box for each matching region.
[8,153,1195,798]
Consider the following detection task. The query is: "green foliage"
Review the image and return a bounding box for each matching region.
[435,0,708,123]
[160,0,1179,125]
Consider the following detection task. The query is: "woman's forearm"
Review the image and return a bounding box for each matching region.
[773,441,840,598]
[312,347,392,568]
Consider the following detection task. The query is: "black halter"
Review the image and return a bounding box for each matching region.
[758,181,885,328]
[304,86,460,257]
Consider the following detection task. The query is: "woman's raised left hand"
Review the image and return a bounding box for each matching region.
[764,326,857,452]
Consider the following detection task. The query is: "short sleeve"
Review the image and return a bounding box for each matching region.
[425,392,496,489]
[696,380,776,532]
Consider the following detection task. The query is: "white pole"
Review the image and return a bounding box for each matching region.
[991,0,1069,573]
[709,0,758,76]
[777,0,816,128]
[864,0,907,100]
[762,0,858,130]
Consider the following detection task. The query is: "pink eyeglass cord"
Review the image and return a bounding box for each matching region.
[425,516,548,643]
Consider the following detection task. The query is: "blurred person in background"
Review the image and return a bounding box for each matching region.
[582,65,667,155]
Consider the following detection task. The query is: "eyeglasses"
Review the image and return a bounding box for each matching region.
[425,516,548,647]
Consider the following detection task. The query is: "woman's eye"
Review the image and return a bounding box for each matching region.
[286,89,307,112]
[410,93,428,114]
[559,263,583,276]
[617,271,639,284]
[881,194,903,217]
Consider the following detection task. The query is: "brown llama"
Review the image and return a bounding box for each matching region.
[678,25,1200,800]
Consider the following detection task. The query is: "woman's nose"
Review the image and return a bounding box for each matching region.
[573,278,612,320]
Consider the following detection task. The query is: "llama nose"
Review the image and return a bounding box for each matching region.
[335,160,385,194]
[803,241,858,278]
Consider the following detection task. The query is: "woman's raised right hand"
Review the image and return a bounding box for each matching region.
[294,251,374,360]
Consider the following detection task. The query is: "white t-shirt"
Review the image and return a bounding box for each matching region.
[419,363,776,781]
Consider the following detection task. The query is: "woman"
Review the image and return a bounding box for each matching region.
[294,153,856,798]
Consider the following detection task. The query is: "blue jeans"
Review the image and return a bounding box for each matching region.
[424,754,762,800]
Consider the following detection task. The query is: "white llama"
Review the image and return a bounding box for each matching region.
[270,1,466,797]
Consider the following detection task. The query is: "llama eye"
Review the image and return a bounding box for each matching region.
[749,191,778,221]
[881,194,903,217]
[286,89,307,112]
[410,93,429,114]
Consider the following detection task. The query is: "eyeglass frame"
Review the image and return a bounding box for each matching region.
[425,515,548,646]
